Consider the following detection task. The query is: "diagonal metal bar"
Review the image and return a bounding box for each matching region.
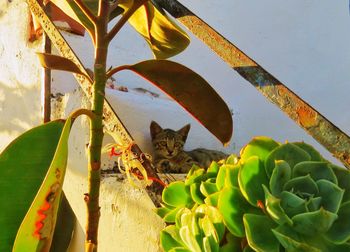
[154,0,350,169]
[27,0,163,206]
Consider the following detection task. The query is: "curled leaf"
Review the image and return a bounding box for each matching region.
[120,1,190,59]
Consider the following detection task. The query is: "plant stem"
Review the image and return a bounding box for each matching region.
[85,1,109,251]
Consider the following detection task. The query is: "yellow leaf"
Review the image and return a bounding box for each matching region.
[122,1,190,59]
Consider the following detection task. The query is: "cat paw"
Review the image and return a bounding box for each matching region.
[156,160,172,173]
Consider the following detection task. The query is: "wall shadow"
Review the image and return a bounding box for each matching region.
[0,81,41,136]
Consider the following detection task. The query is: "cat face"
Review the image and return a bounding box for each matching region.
[150,121,190,159]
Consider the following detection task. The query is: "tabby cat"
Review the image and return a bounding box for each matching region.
[150,121,228,173]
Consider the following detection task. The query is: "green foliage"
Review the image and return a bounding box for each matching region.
[157,137,350,252]
[0,120,74,251]
[13,116,74,251]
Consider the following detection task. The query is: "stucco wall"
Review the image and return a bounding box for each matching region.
[0,0,42,151]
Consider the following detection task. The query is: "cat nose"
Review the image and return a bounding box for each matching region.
[168,150,173,154]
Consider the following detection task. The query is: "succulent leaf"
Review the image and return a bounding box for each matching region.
[207,162,220,178]
[238,156,269,207]
[162,181,193,208]
[204,192,220,207]
[218,186,255,237]
[179,225,202,252]
[185,166,206,185]
[316,179,344,213]
[265,143,311,177]
[216,165,228,191]
[292,161,337,184]
[263,185,293,226]
[190,183,205,205]
[240,136,279,162]
[324,201,350,243]
[280,191,307,218]
[292,142,324,161]
[218,233,242,252]
[306,197,322,212]
[330,165,350,202]
[156,206,174,218]
[224,164,240,188]
[225,154,239,165]
[269,160,291,197]
[164,206,185,223]
[160,225,185,252]
[195,205,225,242]
[243,214,280,252]
[291,208,337,236]
[283,174,319,197]
[272,225,321,252]
[200,180,219,197]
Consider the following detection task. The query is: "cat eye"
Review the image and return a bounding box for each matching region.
[160,141,167,146]
[174,143,181,147]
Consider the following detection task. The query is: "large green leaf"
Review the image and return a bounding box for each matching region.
[50,193,75,252]
[120,1,190,59]
[13,117,74,251]
[113,60,233,145]
[0,120,63,251]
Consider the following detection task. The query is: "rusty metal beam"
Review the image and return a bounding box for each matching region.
[27,0,163,206]
[154,0,350,168]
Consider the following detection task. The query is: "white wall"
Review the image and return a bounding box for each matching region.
[0,0,43,151]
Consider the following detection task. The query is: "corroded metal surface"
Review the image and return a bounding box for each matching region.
[27,0,163,206]
[155,0,350,168]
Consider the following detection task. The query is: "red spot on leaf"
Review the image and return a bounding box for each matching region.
[33,197,51,239]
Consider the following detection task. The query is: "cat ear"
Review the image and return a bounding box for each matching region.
[150,121,163,140]
[178,124,191,141]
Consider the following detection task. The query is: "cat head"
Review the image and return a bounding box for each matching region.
[150,121,190,159]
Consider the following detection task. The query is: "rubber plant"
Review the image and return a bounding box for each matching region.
[0,0,233,251]
[158,137,350,251]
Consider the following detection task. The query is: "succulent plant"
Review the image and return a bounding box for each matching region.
[157,136,350,251]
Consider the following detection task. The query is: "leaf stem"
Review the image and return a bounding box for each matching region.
[106,0,148,42]
[105,64,130,79]
[71,108,95,120]
[73,0,98,24]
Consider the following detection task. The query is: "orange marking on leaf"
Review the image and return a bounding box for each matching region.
[257,200,265,210]
[33,200,51,239]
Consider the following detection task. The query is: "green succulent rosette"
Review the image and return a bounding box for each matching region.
[157,136,350,252]
[234,137,350,251]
